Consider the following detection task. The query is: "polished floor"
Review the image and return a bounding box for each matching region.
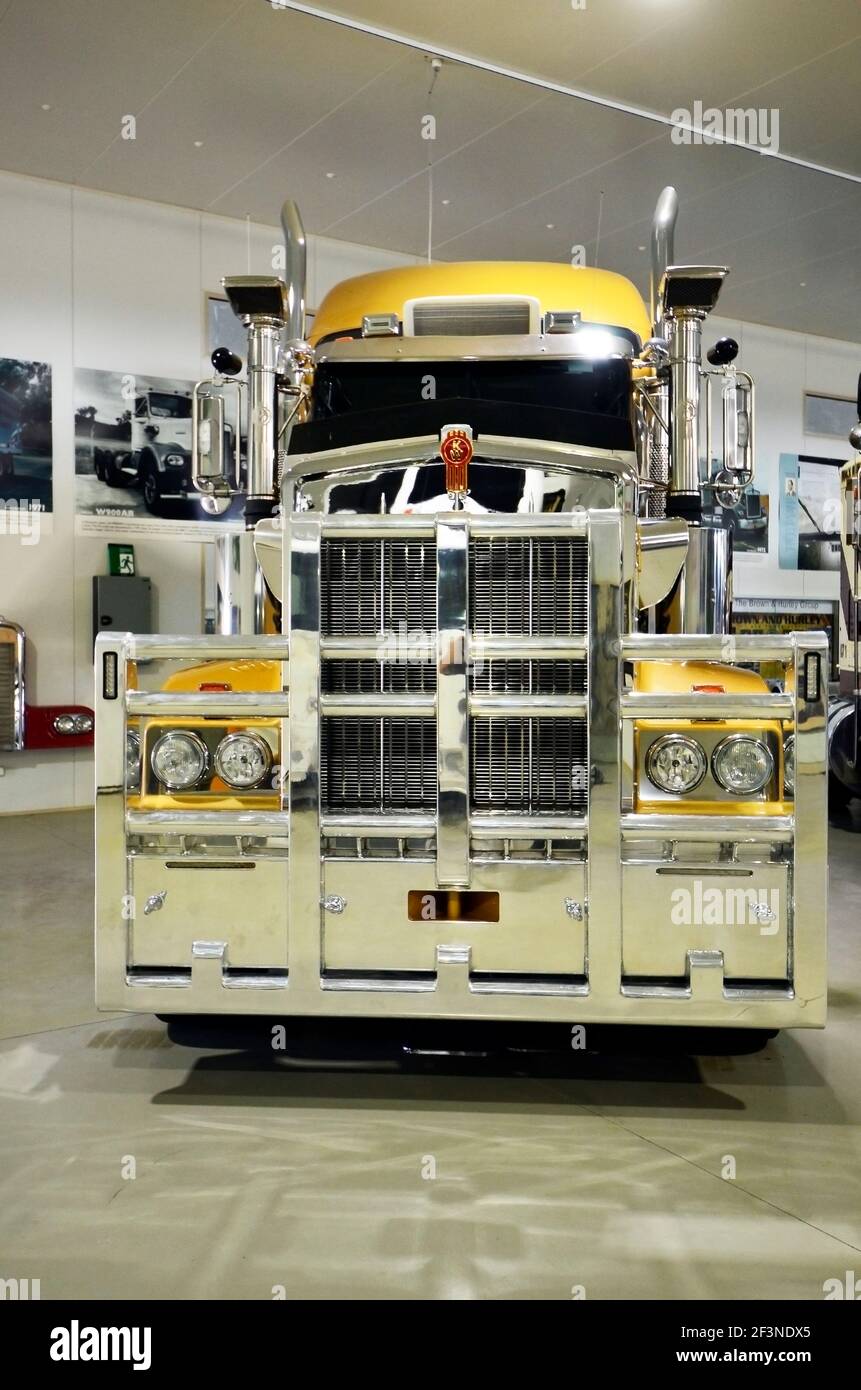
[0,808,859,1300]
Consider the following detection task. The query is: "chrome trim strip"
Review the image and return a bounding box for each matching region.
[316,333,633,363]
[321,814,436,839]
[316,511,594,540]
[286,514,323,991]
[320,693,435,718]
[469,694,588,720]
[320,636,432,662]
[129,635,290,661]
[586,510,624,1002]
[470,814,587,838]
[127,810,289,839]
[125,691,290,718]
[622,633,793,663]
[621,814,793,843]
[436,516,470,886]
[621,692,794,720]
[477,635,588,660]
[94,634,130,1009]
[791,632,828,1023]
[318,633,588,662]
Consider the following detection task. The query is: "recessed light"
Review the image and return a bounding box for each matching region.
[799,281,806,287]
[41,103,51,111]
[326,171,336,179]
[546,223,555,230]
[193,140,204,148]
[441,198,451,206]
[638,245,647,251]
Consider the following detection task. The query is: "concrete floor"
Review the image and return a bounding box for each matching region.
[0,808,859,1301]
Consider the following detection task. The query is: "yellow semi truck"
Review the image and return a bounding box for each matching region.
[95,188,827,1034]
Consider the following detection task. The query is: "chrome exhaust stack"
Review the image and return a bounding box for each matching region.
[191,199,309,632]
[649,186,678,336]
[280,198,307,346]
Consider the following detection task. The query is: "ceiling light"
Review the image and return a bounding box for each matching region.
[441,198,450,205]
[546,223,555,230]
[638,245,647,251]
[194,140,204,148]
[41,103,51,111]
[326,171,336,179]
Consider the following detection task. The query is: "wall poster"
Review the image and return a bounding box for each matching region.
[0,355,52,541]
[75,368,244,540]
[778,452,843,572]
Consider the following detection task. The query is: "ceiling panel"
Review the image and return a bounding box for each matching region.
[0,0,858,340]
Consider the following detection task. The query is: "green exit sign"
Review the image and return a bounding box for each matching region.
[108,543,135,577]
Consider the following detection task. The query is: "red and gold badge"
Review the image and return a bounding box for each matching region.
[440,425,473,496]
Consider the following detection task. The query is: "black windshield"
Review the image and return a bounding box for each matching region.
[292,357,634,455]
[312,358,630,419]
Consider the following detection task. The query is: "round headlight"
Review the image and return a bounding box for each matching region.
[712,735,774,795]
[150,731,209,790]
[646,735,707,795]
[126,729,141,792]
[783,735,795,795]
[214,731,272,790]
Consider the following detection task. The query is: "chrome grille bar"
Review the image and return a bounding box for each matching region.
[436,517,470,885]
[320,693,435,718]
[126,691,290,718]
[469,694,588,719]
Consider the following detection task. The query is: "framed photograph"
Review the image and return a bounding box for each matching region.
[0,355,53,515]
[778,452,843,571]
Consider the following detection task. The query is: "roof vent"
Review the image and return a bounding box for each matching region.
[404,294,540,337]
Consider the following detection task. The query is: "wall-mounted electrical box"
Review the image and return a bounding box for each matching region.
[92,576,153,647]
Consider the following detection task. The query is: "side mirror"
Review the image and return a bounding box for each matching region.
[723,373,754,477]
[192,380,243,499]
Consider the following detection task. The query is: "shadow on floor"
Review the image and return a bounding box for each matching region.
[83,1015,820,1113]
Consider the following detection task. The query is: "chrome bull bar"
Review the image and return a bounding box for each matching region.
[95,507,828,1026]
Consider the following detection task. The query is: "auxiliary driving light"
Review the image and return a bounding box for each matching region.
[712,735,774,796]
[783,735,795,795]
[214,731,272,790]
[646,735,707,794]
[126,729,141,792]
[150,731,209,790]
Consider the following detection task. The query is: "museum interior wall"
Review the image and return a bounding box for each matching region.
[0,166,858,814]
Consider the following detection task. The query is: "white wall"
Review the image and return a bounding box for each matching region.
[0,170,421,813]
[0,170,858,813]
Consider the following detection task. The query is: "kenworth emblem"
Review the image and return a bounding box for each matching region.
[440,423,473,496]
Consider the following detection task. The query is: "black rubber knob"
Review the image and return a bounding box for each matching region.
[211,347,242,376]
[707,336,739,366]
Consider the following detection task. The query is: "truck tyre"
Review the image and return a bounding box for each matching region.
[141,462,161,514]
[102,453,123,487]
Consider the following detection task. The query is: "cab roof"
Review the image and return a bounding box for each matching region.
[310,261,651,348]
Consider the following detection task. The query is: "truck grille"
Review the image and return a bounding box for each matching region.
[470,536,588,635]
[319,535,589,819]
[320,716,437,812]
[0,640,20,750]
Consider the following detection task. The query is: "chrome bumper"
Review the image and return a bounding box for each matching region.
[95,508,828,1028]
